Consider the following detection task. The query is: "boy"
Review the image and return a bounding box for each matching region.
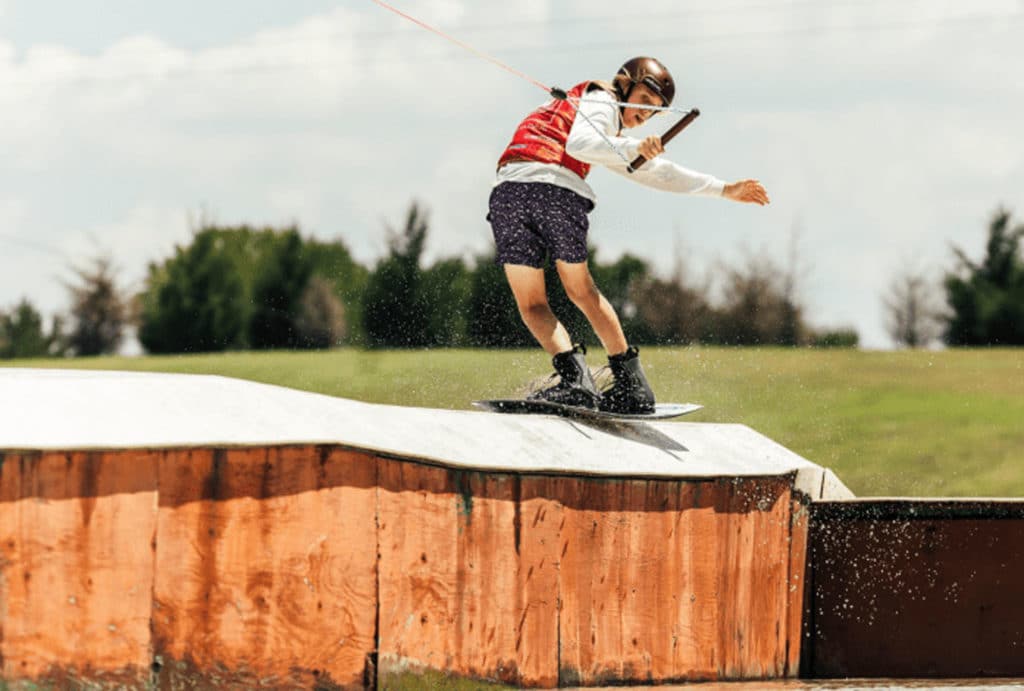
[489,56,770,413]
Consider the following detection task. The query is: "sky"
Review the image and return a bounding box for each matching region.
[1,0,1022,349]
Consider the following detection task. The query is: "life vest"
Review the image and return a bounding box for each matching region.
[497,81,613,180]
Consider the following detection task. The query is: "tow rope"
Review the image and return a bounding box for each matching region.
[369,0,700,171]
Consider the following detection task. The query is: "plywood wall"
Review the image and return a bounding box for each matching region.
[1,447,808,688]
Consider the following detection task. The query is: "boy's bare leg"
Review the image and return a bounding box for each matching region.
[504,264,574,356]
[555,260,628,356]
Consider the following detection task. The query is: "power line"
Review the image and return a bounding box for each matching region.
[348,0,911,41]
[17,0,919,55]
[0,9,1018,86]
[0,233,70,260]
[503,10,1024,57]
[16,0,1013,55]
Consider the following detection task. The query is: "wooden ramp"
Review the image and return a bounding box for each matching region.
[0,368,850,688]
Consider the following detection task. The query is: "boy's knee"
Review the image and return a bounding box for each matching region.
[519,299,552,320]
[566,282,601,308]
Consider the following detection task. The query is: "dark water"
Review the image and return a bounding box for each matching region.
[574,680,1024,690]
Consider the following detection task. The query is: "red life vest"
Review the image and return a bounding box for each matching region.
[497,81,611,180]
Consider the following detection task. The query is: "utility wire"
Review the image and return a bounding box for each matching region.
[345,0,917,42]
[27,0,912,57]
[0,233,70,260]
[0,9,1017,85]
[528,10,1024,56]
[67,0,1008,50]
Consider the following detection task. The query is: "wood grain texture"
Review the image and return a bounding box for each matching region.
[377,462,564,687]
[377,466,803,687]
[151,446,378,689]
[0,451,158,686]
[1,445,810,689]
[515,477,564,687]
[721,478,792,679]
[558,477,795,685]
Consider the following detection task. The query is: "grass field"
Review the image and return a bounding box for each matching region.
[4,347,1023,498]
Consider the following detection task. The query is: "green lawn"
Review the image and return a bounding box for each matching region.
[4,347,1023,498]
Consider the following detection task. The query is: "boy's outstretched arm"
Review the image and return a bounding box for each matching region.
[565,89,771,204]
[632,135,771,205]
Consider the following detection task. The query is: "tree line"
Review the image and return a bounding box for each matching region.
[2,202,1022,358]
[881,208,1024,348]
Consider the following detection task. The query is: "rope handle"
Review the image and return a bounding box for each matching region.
[628,108,701,173]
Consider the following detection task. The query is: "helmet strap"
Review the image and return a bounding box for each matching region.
[618,80,635,122]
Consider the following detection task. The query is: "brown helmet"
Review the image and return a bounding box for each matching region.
[613,56,675,107]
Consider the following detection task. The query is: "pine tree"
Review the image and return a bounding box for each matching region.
[944,208,1024,345]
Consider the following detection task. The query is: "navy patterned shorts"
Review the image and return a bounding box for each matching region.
[487,181,594,267]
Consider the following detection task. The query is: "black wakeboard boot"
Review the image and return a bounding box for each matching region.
[599,345,656,414]
[528,343,601,410]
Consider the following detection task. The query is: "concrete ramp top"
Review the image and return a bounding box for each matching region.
[0,368,851,499]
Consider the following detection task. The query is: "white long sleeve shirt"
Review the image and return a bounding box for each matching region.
[495,88,725,204]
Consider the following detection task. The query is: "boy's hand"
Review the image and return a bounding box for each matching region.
[636,135,665,161]
[723,179,770,205]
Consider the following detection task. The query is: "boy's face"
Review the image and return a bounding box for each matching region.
[622,83,663,129]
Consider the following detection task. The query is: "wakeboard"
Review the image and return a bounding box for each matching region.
[472,399,702,422]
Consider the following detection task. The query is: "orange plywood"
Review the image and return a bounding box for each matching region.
[377,462,564,687]
[715,478,793,680]
[557,477,796,685]
[515,476,565,687]
[377,464,805,687]
[1,445,812,689]
[0,451,158,686]
[151,446,378,689]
